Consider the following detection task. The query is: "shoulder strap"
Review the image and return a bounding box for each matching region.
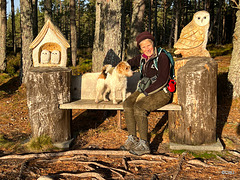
[155,47,175,79]
[139,57,145,74]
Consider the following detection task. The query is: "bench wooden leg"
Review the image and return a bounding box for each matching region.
[117,110,121,129]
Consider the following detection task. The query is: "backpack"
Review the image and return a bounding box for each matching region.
[139,47,176,92]
[153,47,175,80]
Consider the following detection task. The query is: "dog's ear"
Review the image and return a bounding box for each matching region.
[116,61,129,73]
[101,64,112,73]
[105,65,113,73]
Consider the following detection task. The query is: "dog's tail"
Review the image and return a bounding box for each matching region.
[98,65,112,79]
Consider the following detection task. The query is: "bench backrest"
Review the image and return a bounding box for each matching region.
[71,72,141,100]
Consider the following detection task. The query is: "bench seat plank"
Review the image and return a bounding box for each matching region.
[59,99,181,111]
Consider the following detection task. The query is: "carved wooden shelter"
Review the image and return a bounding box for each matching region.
[30,19,70,67]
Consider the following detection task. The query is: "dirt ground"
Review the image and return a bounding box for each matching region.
[0,56,240,179]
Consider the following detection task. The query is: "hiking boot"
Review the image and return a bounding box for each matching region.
[120,135,138,151]
[129,139,150,156]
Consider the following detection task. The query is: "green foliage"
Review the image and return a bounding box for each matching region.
[26,135,54,152]
[208,44,233,58]
[0,73,11,84]
[71,57,92,75]
[6,53,21,76]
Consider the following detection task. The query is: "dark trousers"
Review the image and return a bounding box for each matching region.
[123,89,172,141]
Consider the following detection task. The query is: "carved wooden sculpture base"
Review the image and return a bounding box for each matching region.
[27,67,72,143]
[169,57,218,145]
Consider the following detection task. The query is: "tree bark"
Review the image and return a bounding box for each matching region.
[0,0,7,71]
[92,0,123,72]
[44,0,52,22]
[126,0,145,60]
[162,0,167,44]
[20,0,33,83]
[32,0,38,38]
[11,0,17,55]
[228,10,240,99]
[70,0,77,67]
[27,67,71,143]
[169,57,218,145]
[174,0,180,45]
[154,0,158,45]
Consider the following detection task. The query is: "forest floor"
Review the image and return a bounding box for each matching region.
[0,55,240,180]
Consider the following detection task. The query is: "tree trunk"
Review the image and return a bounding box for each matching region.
[148,0,152,32]
[0,0,7,71]
[20,0,33,84]
[162,0,167,45]
[216,0,223,44]
[154,0,157,45]
[168,6,175,48]
[70,0,77,67]
[169,57,218,145]
[228,10,240,99]
[92,0,123,72]
[32,0,38,38]
[174,0,180,45]
[126,0,145,60]
[11,0,17,55]
[44,0,52,22]
[77,0,81,48]
[27,67,71,143]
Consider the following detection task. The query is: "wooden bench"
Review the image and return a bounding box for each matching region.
[59,72,181,128]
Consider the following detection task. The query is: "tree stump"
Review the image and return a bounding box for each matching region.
[27,67,72,143]
[169,57,218,145]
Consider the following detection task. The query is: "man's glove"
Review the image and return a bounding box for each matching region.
[136,93,145,102]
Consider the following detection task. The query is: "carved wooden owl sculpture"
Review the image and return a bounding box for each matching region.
[51,50,60,64]
[174,10,210,58]
[40,50,50,64]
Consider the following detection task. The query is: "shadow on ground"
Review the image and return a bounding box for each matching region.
[0,76,21,95]
[217,72,233,148]
[149,113,168,152]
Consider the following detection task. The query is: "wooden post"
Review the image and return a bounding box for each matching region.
[27,67,72,143]
[169,57,218,145]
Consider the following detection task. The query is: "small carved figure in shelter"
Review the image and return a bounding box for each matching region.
[41,50,51,64]
[51,50,61,64]
[30,19,70,67]
[174,10,211,58]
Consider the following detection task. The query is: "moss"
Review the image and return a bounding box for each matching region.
[26,135,55,152]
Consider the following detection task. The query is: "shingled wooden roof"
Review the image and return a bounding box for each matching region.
[30,19,70,49]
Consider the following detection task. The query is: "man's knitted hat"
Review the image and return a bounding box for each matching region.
[136,31,155,48]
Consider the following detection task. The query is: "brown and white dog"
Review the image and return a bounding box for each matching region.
[95,61,133,104]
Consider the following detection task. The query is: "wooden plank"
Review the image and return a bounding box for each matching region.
[59,99,182,111]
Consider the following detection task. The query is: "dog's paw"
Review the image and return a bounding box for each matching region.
[95,100,99,104]
[113,101,118,105]
[104,98,109,102]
